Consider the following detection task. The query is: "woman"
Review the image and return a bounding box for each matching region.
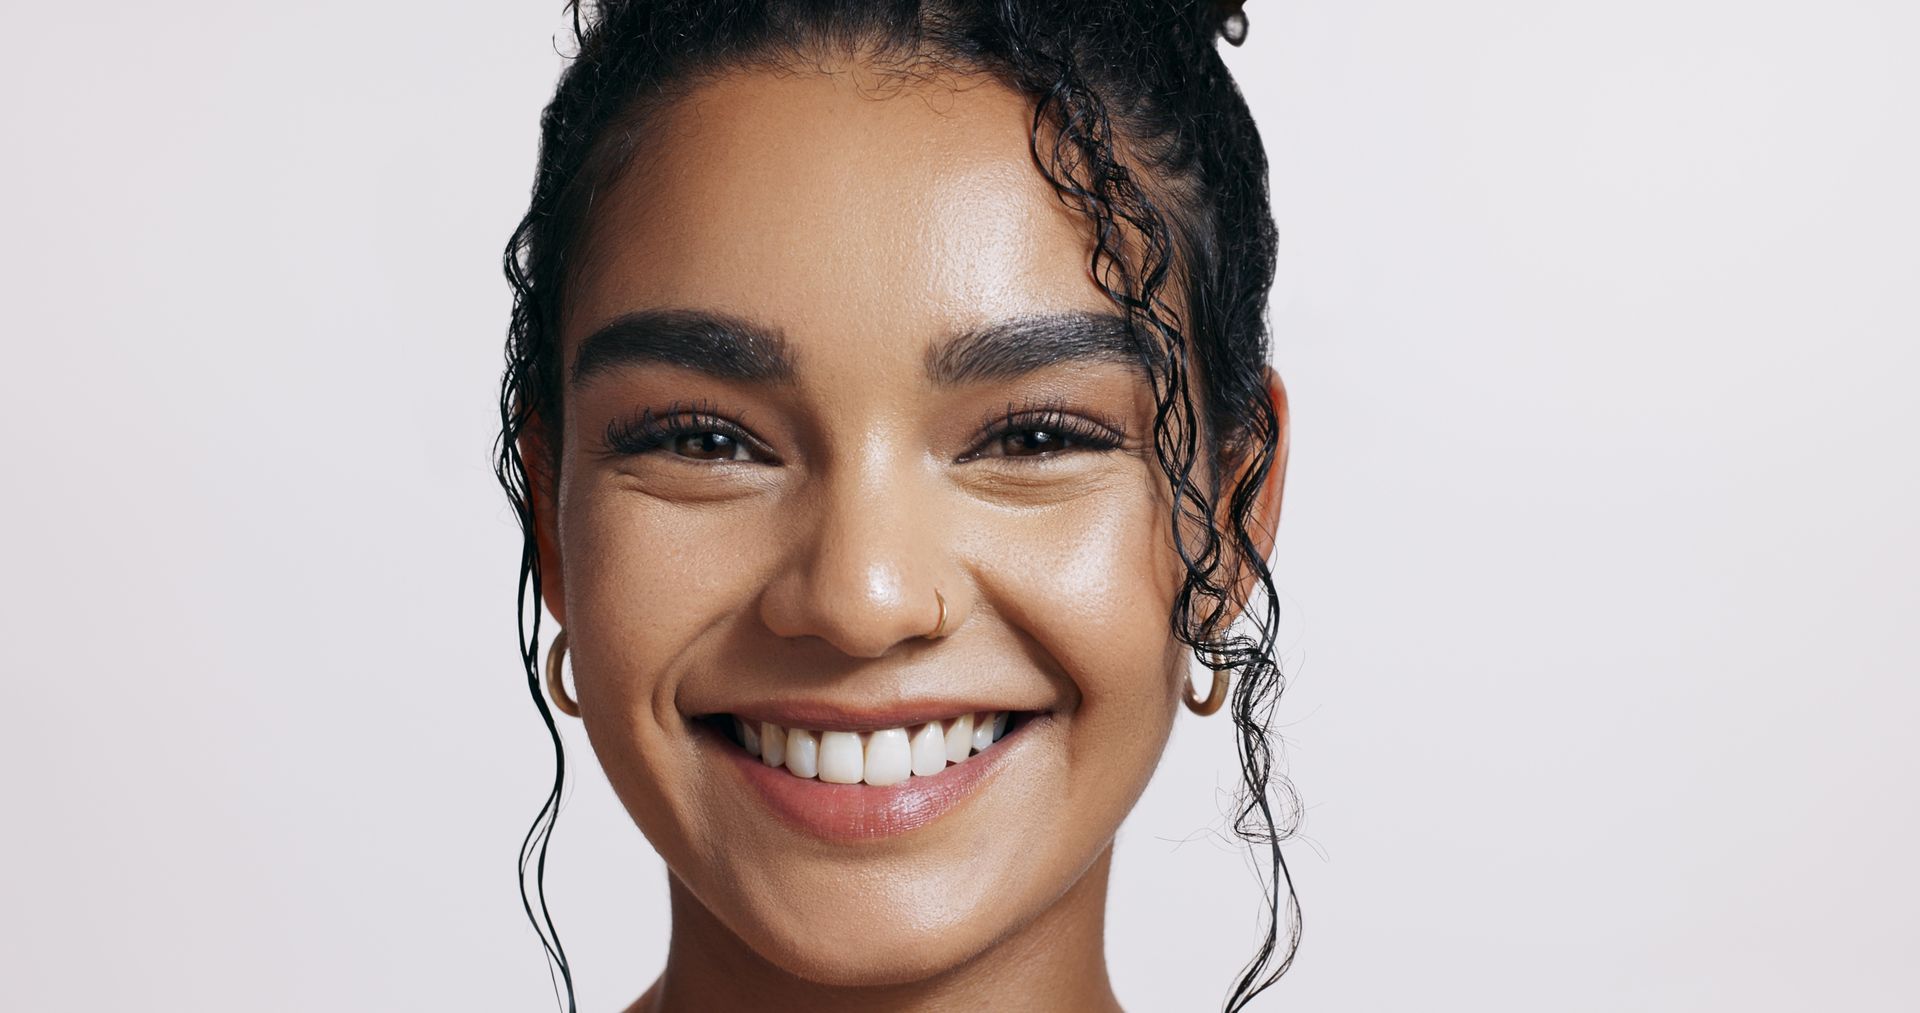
[493,1,1298,1009]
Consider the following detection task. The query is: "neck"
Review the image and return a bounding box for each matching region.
[627,844,1123,1013]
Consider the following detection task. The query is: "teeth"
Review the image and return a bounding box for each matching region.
[910,722,947,777]
[759,722,785,768]
[726,711,1020,784]
[817,731,864,785]
[784,728,818,779]
[944,714,974,764]
[863,728,912,786]
[971,712,996,752]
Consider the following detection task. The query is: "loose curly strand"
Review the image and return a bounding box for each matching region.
[1015,16,1300,1009]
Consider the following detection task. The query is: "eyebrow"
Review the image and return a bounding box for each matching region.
[926,311,1153,386]
[568,307,1153,389]
[571,308,796,387]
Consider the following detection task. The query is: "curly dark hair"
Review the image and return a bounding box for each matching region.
[493,1,1299,1009]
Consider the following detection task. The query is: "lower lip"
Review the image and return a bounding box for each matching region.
[699,715,1046,842]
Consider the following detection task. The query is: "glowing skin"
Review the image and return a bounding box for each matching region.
[527,60,1288,1012]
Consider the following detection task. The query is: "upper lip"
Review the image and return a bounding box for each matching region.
[693,697,1050,732]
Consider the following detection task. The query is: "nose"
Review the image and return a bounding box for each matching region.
[757,446,960,658]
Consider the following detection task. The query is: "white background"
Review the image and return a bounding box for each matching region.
[3,1,1915,1010]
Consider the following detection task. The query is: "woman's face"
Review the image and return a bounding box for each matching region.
[534,63,1256,985]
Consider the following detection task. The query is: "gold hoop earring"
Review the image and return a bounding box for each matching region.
[1184,651,1230,716]
[923,589,949,640]
[545,627,581,718]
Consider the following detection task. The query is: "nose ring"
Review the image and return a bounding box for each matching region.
[924,589,949,640]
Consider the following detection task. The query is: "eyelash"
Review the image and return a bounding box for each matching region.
[965,401,1129,461]
[602,399,770,461]
[599,399,1127,463]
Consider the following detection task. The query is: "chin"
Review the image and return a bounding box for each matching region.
[726,887,1007,988]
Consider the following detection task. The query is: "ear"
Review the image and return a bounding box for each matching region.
[1219,365,1290,615]
[518,413,569,629]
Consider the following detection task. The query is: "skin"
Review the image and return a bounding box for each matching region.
[524,58,1289,1012]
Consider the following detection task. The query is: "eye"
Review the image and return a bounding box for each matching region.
[668,429,751,462]
[602,402,773,464]
[967,405,1127,461]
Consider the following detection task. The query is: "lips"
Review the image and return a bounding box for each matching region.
[692,709,1046,841]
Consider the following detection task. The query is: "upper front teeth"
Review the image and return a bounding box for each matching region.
[732,713,1014,785]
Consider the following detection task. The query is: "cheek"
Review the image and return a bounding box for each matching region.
[555,481,778,843]
[955,476,1190,761]
[559,485,770,687]
[942,479,1190,951]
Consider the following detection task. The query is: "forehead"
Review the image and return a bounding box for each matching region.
[563,62,1112,350]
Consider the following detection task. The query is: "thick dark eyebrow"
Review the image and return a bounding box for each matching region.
[570,307,1154,390]
[925,311,1154,386]
[570,308,796,388]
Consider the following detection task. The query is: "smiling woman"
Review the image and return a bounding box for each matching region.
[495,2,1295,1010]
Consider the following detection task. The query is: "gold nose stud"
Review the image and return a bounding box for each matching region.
[924,589,949,640]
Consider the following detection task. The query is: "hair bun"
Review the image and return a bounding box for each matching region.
[1211,0,1249,46]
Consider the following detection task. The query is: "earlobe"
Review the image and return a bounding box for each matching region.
[517,415,569,629]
